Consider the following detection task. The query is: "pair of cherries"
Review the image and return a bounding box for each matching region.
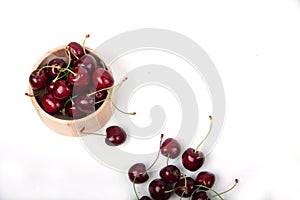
[28,35,115,119]
[128,116,238,200]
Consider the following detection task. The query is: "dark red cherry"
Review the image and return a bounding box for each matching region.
[41,93,63,115]
[159,165,181,183]
[74,54,97,74]
[74,95,95,114]
[195,171,215,190]
[52,80,72,101]
[92,68,114,90]
[160,138,181,159]
[192,191,209,200]
[47,58,67,78]
[128,163,149,184]
[148,179,171,200]
[68,42,84,59]
[46,81,55,92]
[65,101,85,119]
[105,126,127,146]
[174,177,196,198]
[182,148,205,171]
[29,69,48,91]
[68,67,89,87]
[140,196,152,200]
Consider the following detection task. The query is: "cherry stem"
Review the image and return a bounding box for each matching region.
[180,174,187,200]
[37,65,61,76]
[83,34,90,55]
[25,90,43,97]
[146,134,164,171]
[133,176,140,200]
[194,115,213,152]
[87,77,128,97]
[166,155,170,166]
[81,132,106,136]
[208,179,239,198]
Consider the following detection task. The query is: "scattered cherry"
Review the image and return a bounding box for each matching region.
[29,69,48,91]
[105,126,127,146]
[128,163,149,184]
[174,177,196,198]
[148,179,171,200]
[159,165,181,184]
[195,171,215,191]
[139,196,152,200]
[160,138,181,159]
[191,191,209,200]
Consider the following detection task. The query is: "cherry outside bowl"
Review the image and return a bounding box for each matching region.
[28,46,113,137]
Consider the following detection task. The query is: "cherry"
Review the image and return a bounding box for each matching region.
[65,101,85,119]
[29,69,48,91]
[74,54,97,74]
[92,68,114,90]
[52,80,72,101]
[46,81,55,93]
[68,67,90,87]
[195,171,215,191]
[47,58,67,78]
[68,42,84,59]
[174,177,196,198]
[160,138,181,159]
[41,93,63,115]
[159,165,181,184]
[182,116,213,171]
[148,179,171,200]
[128,163,149,184]
[105,126,127,146]
[74,94,95,114]
[191,191,209,200]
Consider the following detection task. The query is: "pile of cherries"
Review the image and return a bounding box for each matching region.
[128,116,238,200]
[27,35,117,119]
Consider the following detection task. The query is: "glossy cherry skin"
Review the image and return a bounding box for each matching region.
[65,101,85,119]
[160,138,181,159]
[74,95,95,114]
[174,177,196,198]
[74,54,97,74]
[68,67,89,87]
[92,68,114,90]
[46,81,55,92]
[140,196,152,200]
[68,42,84,59]
[192,191,209,200]
[105,126,127,146]
[52,80,72,101]
[47,58,67,78]
[128,163,149,184]
[41,93,63,115]
[29,69,48,91]
[148,179,171,200]
[182,148,205,171]
[159,165,181,184]
[195,171,215,190]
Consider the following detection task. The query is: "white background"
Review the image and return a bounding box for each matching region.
[1,0,300,199]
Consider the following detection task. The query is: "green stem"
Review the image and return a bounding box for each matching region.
[146,134,164,171]
[195,184,224,200]
[209,179,239,198]
[87,77,128,97]
[82,34,90,55]
[81,132,106,136]
[108,91,136,115]
[195,116,213,152]
[133,176,140,200]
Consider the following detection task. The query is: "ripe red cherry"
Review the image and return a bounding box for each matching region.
[195,171,215,190]
[174,177,196,198]
[46,81,55,92]
[192,191,209,200]
[181,148,205,171]
[92,68,114,90]
[68,42,84,59]
[47,58,67,78]
[41,93,63,115]
[148,179,172,200]
[68,67,89,87]
[29,69,48,91]
[160,138,181,159]
[159,165,181,183]
[52,80,72,101]
[128,163,149,184]
[105,126,127,146]
[74,95,95,114]
[140,196,151,200]
[74,54,97,74]
[65,101,85,119]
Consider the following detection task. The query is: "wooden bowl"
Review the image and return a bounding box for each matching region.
[28,46,113,137]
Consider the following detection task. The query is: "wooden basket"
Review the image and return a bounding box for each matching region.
[28,46,113,137]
